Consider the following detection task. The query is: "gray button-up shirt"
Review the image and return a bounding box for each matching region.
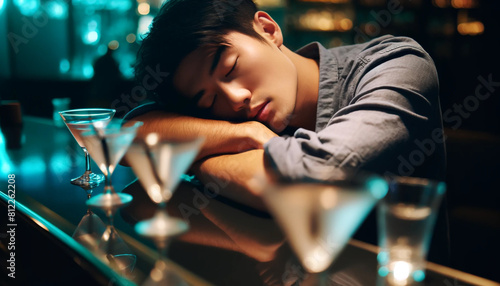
[264,35,446,181]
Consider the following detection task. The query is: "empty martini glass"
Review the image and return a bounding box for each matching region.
[81,119,143,274]
[125,133,204,286]
[262,175,388,285]
[59,108,115,188]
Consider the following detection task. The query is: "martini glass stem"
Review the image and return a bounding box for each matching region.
[103,172,114,194]
[86,193,92,215]
[107,212,115,228]
[103,206,117,255]
[156,203,170,257]
[83,147,92,173]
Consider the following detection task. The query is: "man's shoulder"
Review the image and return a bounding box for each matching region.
[329,35,426,57]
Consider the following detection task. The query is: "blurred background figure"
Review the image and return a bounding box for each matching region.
[89,46,123,107]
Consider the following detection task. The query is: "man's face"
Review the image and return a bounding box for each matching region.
[172,31,298,132]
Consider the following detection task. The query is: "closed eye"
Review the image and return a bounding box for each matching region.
[225,57,238,77]
[208,94,217,110]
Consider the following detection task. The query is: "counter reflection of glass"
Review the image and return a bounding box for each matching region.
[262,176,388,285]
[125,133,204,286]
[377,177,446,286]
[121,175,388,285]
[81,119,143,274]
[72,185,107,251]
[59,108,115,187]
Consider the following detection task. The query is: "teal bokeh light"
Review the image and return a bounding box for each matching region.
[107,0,131,11]
[0,0,5,13]
[97,44,108,56]
[378,266,389,277]
[413,270,426,282]
[83,30,99,45]
[137,15,154,38]
[59,58,70,74]
[83,64,94,78]
[437,182,446,195]
[14,0,40,16]
[20,155,46,175]
[118,53,135,78]
[44,0,68,19]
[377,251,389,264]
[50,151,71,176]
[368,177,388,200]
[0,134,16,176]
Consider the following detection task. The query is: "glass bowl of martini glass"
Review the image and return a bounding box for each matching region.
[261,175,388,285]
[59,108,115,188]
[125,133,204,286]
[80,119,143,275]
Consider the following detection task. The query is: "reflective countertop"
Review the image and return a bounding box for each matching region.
[0,116,497,286]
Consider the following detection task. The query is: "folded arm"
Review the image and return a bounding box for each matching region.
[129,110,278,160]
[124,110,279,209]
[191,149,279,211]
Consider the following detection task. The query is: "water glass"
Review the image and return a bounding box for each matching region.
[377,176,446,285]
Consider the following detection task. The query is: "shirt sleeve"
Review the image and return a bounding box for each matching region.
[264,41,440,181]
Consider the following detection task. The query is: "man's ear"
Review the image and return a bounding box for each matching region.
[253,11,283,47]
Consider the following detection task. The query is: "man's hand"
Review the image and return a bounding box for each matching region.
[240,120,279,150]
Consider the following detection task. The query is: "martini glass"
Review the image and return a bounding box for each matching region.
[125,133,204,286]
[59,108,116,188]
[261,175,388,285]
[81,119,143,274]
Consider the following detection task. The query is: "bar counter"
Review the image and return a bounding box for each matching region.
[0,116,498,286]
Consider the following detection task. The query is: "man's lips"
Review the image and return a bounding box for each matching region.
[254,101,271,122]
[250,101,269,121]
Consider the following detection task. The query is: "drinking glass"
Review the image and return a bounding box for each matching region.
[377,176,446,286]
[59,108,115,188]
[81,119,143,274]
[262,175,388,284]
[125,133,204,286]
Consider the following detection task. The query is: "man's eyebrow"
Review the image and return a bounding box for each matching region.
[209,45,228,76]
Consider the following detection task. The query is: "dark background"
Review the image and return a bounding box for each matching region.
[0,0,499,282]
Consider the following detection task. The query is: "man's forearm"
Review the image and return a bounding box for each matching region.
[132,111,277,160]
[191,149,278,211]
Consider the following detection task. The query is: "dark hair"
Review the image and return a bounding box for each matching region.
[135,0,263,115]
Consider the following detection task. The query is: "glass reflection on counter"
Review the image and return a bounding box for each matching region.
[121,179,375,285]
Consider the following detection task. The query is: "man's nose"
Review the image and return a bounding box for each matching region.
[218,82,251,111]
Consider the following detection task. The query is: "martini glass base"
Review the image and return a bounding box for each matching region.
[136,211,189,286]
[87,192,133,210]
[70,171,104,188]
[135,210,189,239]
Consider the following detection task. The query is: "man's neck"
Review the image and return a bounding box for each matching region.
[282,46,319,131]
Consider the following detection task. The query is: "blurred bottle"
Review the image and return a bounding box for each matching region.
[0,100,23,149]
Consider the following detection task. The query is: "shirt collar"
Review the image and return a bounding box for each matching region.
[296,42,339,132]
